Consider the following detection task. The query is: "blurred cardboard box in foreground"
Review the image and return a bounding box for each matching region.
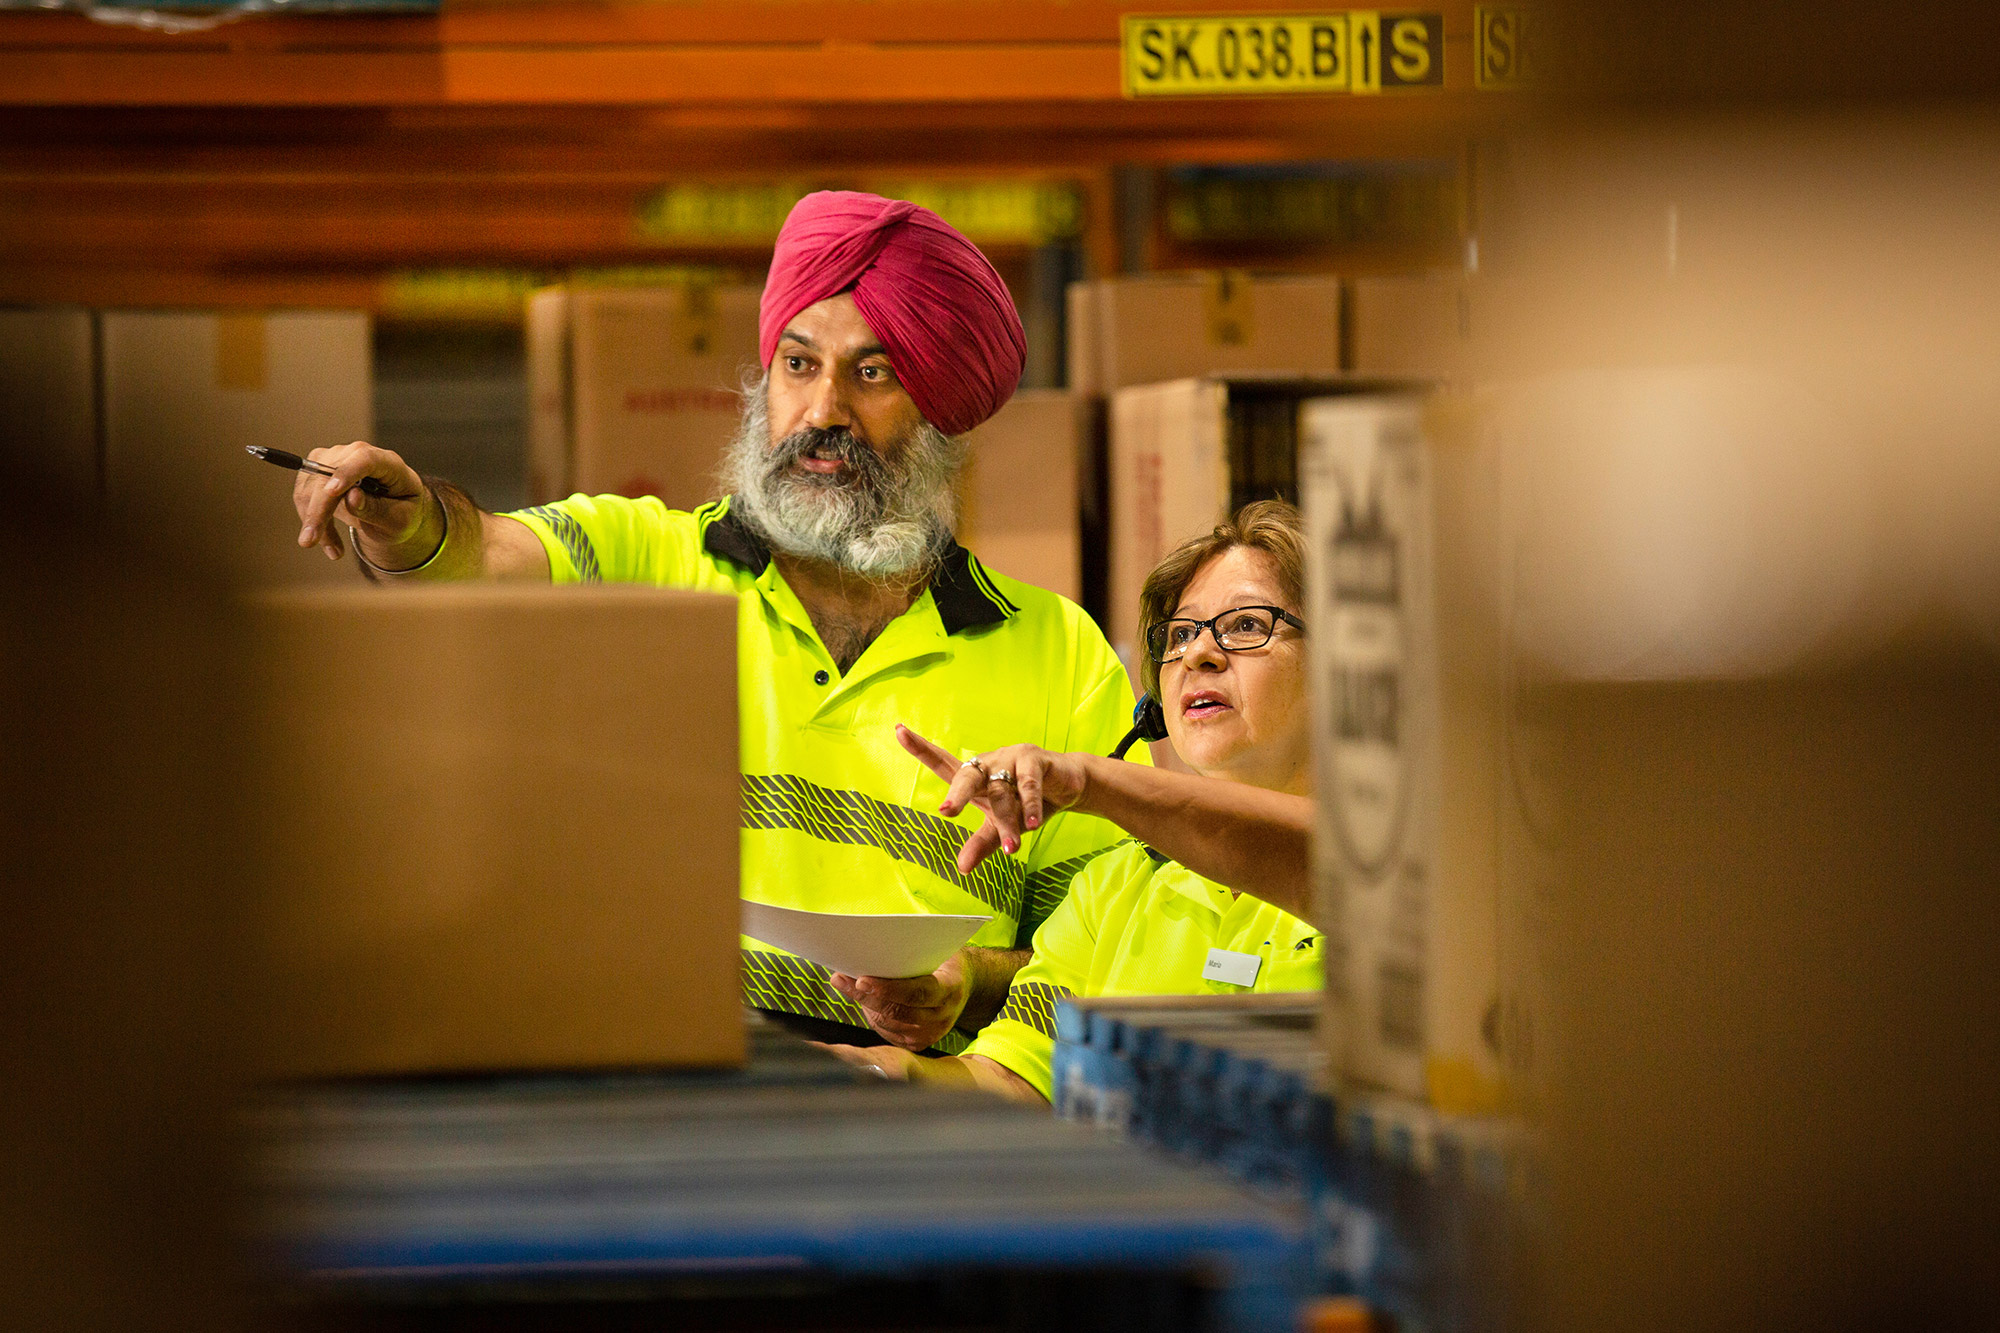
[0,307,97,497]
[956,388,1084,605]
[528,283,761,509]
[102,309,370,587]
[248,585,743,1077]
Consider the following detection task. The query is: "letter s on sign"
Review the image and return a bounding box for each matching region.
[1138,23,1165,81]
[1485,11,1514,81]
[1390,17,1430,81]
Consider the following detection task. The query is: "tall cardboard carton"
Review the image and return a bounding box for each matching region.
[957,388,1083,604]
[1108,375,1364,666]
[101,310,370,587]
[526,283,762,509]
[247,584,744,1077]
[0,308,97,496]
[1067,273,1346,397]
[1300,393,1530,1113]
[525,286,572,505]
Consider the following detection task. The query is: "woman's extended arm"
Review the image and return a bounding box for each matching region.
[896,726,1320,930]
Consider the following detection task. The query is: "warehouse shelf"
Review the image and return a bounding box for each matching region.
[254,1019,1311,1333]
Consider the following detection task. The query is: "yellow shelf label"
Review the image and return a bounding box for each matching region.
[1121,11,1443,98]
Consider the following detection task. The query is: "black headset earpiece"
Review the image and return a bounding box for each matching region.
[1110,694,1168,760]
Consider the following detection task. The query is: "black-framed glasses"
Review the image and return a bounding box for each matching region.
[1145,604,1307,665]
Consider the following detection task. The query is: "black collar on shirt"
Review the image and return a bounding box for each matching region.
[701,496,1014,637]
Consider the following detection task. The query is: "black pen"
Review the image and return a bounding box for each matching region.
[246,445,400,498]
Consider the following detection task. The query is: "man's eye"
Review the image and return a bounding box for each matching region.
[786,356,809,372]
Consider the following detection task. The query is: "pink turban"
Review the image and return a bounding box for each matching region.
[759,191,1027,437]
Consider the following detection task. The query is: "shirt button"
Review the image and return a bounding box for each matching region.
[814,669,830,685]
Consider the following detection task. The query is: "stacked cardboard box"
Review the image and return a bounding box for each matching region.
[247,584,744,1077]
[100,309,371,587]
[1105,375,1371,666]
[956,388,1085,604]
[1067,273,1346,398]
[527,283,762,509]
[1069,273,1346,634]
[1346,272,1530,384]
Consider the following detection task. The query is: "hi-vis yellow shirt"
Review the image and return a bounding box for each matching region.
[963,841,1324,1099]
[507,493,1144,1054]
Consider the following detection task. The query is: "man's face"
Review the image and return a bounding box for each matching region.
[720,293,963,578]
[766,293,926,464]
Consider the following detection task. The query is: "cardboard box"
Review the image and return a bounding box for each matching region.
[101,310,371,587]
[0,307,97,497]
[247,584,743,1077]
[956,388,1084,604]
[1067,273,1346,398]
[1300,393,1530,1113]
[1347,273,1533,384]
[1348,274,1471,381]
[1108,375,1373,666]
[526,283,762,509]
[525,285,572,506]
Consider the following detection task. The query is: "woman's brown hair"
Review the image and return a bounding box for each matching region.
[1136,498,1307,699]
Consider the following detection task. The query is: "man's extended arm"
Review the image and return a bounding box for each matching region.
[290,441,548,581]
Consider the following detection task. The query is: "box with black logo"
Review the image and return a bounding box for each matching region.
[1299,392,1538,1113]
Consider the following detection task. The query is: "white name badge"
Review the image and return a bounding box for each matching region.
[1202,947,1262,988]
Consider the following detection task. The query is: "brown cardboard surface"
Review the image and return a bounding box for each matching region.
[1067,274,1345,397]
[524,286,571,504]
[101,310,370,588]
[1301,392,1526,1113]
[1349,273,1470,381]
[0,307,97,497]
[557,284,762,510]
[1106,375,1374,666]
[247,583,744,1077]
[1107,379,1228,665]
[1347,274,1536,384]
[956,388,1083,604]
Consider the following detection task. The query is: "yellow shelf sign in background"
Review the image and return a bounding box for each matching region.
[1474,5,1534,88]
[632,180,1086,247]
[1122,12,1443,98]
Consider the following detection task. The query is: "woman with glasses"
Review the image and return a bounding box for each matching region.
[822,500,1321,1104]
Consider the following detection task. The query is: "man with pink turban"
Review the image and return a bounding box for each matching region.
[283,192,1145,1065]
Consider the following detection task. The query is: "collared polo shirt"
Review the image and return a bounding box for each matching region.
[507,493,1143,1054]
[962,841,1324,1099]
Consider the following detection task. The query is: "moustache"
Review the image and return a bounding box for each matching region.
[768,427,888,485]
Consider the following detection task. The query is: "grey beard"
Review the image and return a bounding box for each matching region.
[720,376,964,580]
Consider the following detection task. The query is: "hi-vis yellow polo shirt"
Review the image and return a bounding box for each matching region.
[963,841,1323,1099]
[507,493,1143,1054]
